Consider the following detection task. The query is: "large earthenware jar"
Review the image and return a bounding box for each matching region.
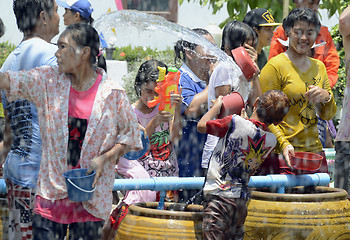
[116,202,203,240]
[244,186,350,239]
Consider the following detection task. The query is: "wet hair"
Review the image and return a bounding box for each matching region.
[221,21,258,57]
[68,8,94,25]
[292,0,320,3]
[256,90,290,125]
[0,18,4,38]
[174,28,212,64]
[134,59,168,97]
[13,0,55,33]
[62,23,107,72]
[283,8,321,36]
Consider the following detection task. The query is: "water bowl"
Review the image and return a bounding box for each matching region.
[123,131,149,160]
[231,46,257,80]
[63,168,96,202]
[290,152,323,171]
[217,92,245,119]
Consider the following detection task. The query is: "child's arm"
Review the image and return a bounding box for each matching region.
[144,111,172,139]
[197,96,223,133]
[169,92,182,144]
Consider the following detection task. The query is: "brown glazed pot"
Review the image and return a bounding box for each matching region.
[244,186,350,239]
[115,202,203,240]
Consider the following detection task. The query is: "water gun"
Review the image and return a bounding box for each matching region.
[147,66,180,115]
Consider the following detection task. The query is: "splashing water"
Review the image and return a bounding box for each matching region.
[93,10,251,101]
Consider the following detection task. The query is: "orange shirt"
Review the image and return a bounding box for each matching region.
[268,25,340,88]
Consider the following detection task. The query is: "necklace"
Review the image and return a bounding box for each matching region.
[71,73,97,92]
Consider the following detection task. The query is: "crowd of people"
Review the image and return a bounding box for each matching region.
[0,0,349,239]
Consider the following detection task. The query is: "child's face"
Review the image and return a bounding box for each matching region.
[140,81,158,106]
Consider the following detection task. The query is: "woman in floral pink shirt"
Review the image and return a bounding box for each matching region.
[0,23,142,239]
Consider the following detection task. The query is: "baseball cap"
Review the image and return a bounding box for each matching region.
[243,8,281,28]
[56,0,94,20]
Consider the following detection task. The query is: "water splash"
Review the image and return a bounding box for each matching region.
[93,10,250,101]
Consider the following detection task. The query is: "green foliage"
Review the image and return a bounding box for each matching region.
[331,24,346,109]
[0,41,16,67]
[330,0,349,125]
[180,0,342,27]
[111,45,180,103]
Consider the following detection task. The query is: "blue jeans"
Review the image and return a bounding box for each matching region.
[335,141,350,196]
[32,214,104,240]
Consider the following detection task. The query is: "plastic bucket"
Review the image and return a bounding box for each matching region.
[217,92,245,119]
[122,131,149,160]
[231,46,257,80]
[63,168,96,202]
[289,152,323,171]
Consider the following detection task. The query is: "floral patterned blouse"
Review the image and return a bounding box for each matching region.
[6,66,142,220]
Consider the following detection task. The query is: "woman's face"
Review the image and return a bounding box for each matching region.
[55,33,84,74]
[63,8,79,26]
[294,0,320,13]
[256,26,275,48]
[187,34,216,82]
[287,21,317,56]
[140,81,158,107]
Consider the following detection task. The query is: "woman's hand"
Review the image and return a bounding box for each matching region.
[244,44,260,82]
[0,72,10,90]
[305,85,331,105]
[87,154,107,188]
[244,44,258,63]
[282,144,294,169]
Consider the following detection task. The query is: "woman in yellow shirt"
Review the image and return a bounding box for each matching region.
[259,8,336,174]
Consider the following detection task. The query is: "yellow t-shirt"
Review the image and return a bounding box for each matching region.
[259,53,337,153]
[0,103,4,118]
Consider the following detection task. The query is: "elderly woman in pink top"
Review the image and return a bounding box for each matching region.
[0,23,142,240]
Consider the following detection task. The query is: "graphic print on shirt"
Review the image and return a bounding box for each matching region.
[7,100,34,157]
[241,134,271,174]
[292,76,321,126]
[67,117,87,167]
[149,124,171,161]
[218,129,270,183]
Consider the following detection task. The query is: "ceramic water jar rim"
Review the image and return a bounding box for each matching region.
[251,186,348,202]
[129,202,203,220]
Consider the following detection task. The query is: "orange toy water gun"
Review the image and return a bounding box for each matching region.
[147,66,180,115]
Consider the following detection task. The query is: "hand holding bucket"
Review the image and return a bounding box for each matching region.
[217,92,245,119]
[231,46,258,80]
[63,168,96,202]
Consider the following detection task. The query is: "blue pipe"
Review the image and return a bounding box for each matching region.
[0,180,5,193]
[113,177,206,192]
[0,173,329,194]
[112,173,330,191]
